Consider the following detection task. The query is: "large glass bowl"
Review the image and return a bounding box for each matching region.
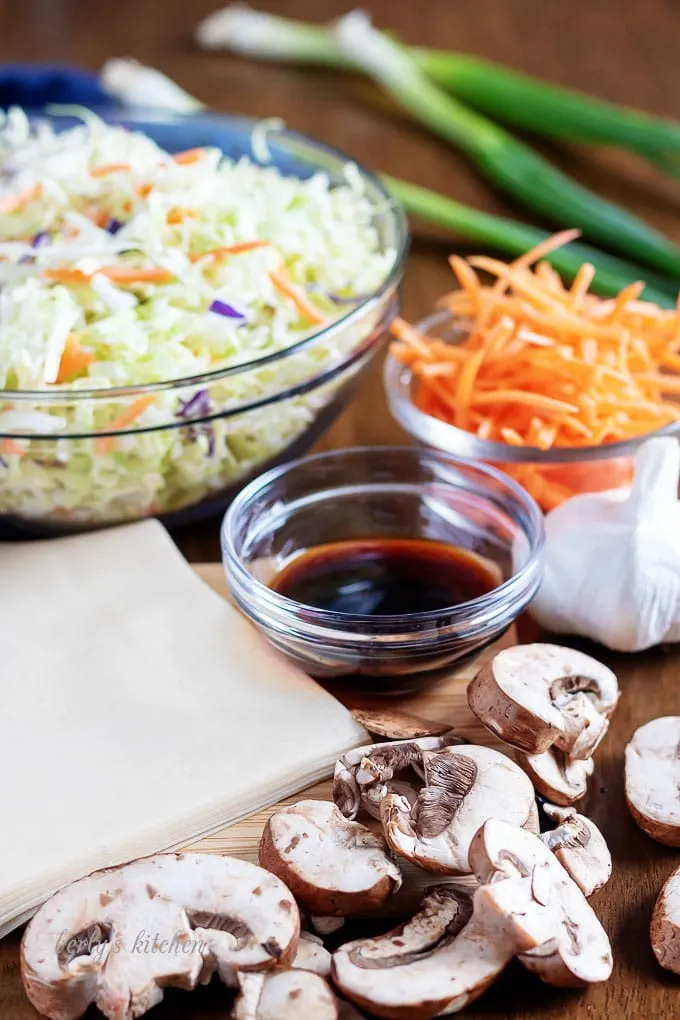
[385,310,680,512]
[0,110,408,537]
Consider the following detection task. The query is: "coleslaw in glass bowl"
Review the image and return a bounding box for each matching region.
[0,108,407,533]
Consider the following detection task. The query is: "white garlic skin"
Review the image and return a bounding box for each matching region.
[526,438,680,652]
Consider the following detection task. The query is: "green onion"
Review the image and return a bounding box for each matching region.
[333,12,680,278]
[386,176,676,307]
[196,6,680,175]
[100,52,677,305]
[418,52,680,173]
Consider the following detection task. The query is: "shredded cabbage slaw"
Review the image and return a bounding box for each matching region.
[0,110,397,524]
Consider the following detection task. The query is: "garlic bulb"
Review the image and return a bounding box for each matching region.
[526,437,680,652]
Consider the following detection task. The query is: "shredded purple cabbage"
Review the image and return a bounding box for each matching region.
[209,299,246,320]
[177,389,216,458]
[178,388,211,419]
[31,231,50,248]
[106,218,124,235]
[0,455,7,469]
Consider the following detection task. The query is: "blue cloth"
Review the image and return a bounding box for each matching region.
[0,64,114,109]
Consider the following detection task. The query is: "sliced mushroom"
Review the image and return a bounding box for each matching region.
[21,853,300,1020]
[334,733,461,821]
[332,885,507,1018]
[233,970,339,1020]
[380,744,539,874]
[516,748,594,805]
[361,779,419,822]
[260,800,401,917]
[468,644,619,759]
[650,864,680,974]
[470,818,613,987]
[293,931,332,977]
[625,716,680,846]
[540,804,611,897]
[310,916,346,937]
[350,708,453,741]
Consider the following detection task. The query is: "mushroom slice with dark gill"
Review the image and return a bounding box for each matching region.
[20,853,300,1020]
[625,716,680,845]
[516,748,594,805]
[233,970,339,1020]
[540,803,611,897]
[333,733,461,821]
[350,708,453,741]
[380,744,539,875]
[259,800,402,918]
[470,818,613,987]
[468,644,619,759]
[650,863,680,974]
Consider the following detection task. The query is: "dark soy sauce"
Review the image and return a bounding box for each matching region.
[270,538,500,616]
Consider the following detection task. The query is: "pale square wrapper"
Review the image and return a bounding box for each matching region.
[0,520,366,937]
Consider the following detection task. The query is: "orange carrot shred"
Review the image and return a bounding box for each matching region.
[190,241,271,263]
[171,148,205,165]
[0,183,42,216]
[269,269,328,326]
[90,163,131,177]
[0,438,25,457]
[56,334,95,383]
[95,396,156,454]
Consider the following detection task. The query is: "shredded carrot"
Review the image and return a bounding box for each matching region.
[95,396,156,454]
[190,240,271,263]
[389,231,680,510]
[137,183,153,198]
[0,183,42,216]
[0,438,25,457]
[171,148,206,165]
[90,163,131,177]
[167,207,198,225]
[56,334,95,383]
[269,269,328,326]
[44,266,174,286]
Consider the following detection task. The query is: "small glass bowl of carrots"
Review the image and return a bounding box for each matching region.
[385,231,680,511]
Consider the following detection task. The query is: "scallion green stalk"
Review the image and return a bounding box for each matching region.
[100,53,677,305]
[333,12,680,278]
[197,6,680,175]
[386,176,676,306]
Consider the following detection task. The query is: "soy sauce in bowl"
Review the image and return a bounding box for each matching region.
[271,538,499,616]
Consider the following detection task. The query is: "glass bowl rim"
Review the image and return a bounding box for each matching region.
[0,107,409,404]
[384,309,680,464]
[221,443,545,630]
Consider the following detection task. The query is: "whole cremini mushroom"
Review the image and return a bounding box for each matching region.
[625,716,680,845]
[516,748,594,805]
[540,803,612,897]
[21,853,300,1020]
[468,644,619,759]
[333,733,461,821]
[260,800,402,917]
[380,744,539,874]
[650,864,680,974]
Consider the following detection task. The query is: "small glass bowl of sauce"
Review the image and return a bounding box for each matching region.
[221,447,544,693]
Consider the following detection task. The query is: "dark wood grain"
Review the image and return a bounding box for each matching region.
[2,0,680,1016]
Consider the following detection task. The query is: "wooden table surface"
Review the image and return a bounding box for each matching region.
[2,0,680,1017]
